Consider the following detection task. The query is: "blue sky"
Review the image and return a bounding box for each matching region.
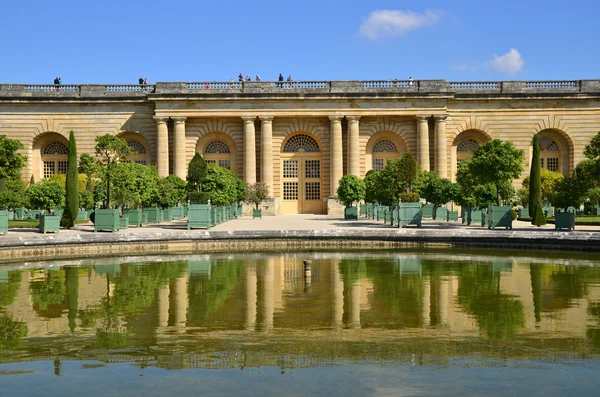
[1,0,599,84]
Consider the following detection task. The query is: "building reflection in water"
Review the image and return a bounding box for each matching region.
[1,252,600,371]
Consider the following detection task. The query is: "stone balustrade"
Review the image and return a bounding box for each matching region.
[0,80,599,99]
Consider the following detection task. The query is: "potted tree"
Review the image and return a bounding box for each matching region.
[550,177,583,231]
[395,192,422,228]
[26,180,65,234]
[336,175,365,220]
[186,153,211,229]
[244,183,269,219]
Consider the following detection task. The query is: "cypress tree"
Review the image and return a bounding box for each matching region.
[187,153,207,192]
[29,174,35,186]
[529,134,542,224]
[61,131,79,228]
[532,201,546,226]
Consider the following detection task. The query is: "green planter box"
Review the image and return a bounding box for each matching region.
[359,203,367,217]
[253,208,262,219]
[231,203,238,219]
[183,205,189,217]
[16,207,26,220]
[28,210,42,219]
[39,213,60,234]
[224,206,231,221]
[555,211,575,231]
[367,203,374,219]
[126,208,143,227]
[469,208,485,226]
[447,210,459,222]
[391,205,399,227]
[119,215,129,229]
[53,209,64,219]
[0,210,8,235]
[142,212,148,225]
[435,207,448,220]
[237,204,242,217]
[518,207,530,218]
[162,207,173,221]
[421,204,434,218]
[94,209,120,232]
[76,209,90,220]
[384,206,392,224]
[144,208,162,223]
[171,206,184,219]
[7,211,14,221]
[487,205,512,230]
[374,204,381,221]
[344,206,358,220]
[397,202,422,228]
[188,203,212,230]
[210,207,216,226]
[215,207,223,223]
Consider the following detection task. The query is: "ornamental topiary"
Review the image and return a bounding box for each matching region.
[336,175,366,207]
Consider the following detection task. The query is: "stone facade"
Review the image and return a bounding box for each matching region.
[1,79,599,214]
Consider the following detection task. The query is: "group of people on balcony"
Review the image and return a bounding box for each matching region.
[53,77,62,85]
[233,73,293,83]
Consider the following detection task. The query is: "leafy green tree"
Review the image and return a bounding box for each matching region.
[0,135,26,190]
[158,175,187,208]
[529,134,542,225]
[79,190,94,210]
[516,187,529,208]
[94,134,131,208]
[584,131,600,159]
[336,174,366,207]
[235,178,247,204]
[0,176,25,210]
[363,170,379,203]
[0,315,28,350]
[26,180,65,212]
[418,171,459,218]
[110,162,159,212]
[550,177,584,211]
[523,169,564,202]
[468,139,524,205]
[244,183,270,209]
[395,152,419,193]
[202,163,240,206]
[78,153,98,191]
[187,153,208,192]
[61,131,79,228]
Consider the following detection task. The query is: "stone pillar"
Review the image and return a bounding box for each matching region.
[155,116,169,177]
[434,115,448,178]
[416,115,430,171]
[347,116,361,177]
[172,117,187,180]
[242,116,256,184]
[329,116,343,195]
[331,260,344,330]
[350,281,361,329]
[174,274,188,327]
[438,277,448,326]
[260,116,274,193]
[158,285,170,328]
[421,276,430,327]
[263,258,274,332]
[246,263,257,331]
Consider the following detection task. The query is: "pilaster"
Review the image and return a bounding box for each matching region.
[154,116,169,177]
[260,116,274,194]
[329,116,343,196]
[347,116,361,177]
[416,115,430,172]
[172,116,187,180]
[242,116,256,184]
[434,115,448,178]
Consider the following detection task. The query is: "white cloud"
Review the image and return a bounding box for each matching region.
[359,9,443,40]
[485,49,525,74]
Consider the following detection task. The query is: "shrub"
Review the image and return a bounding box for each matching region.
[244,183,270,209]
[398,192,420,202]
[336,175,365,206]
[188,191,210,204]
[26,180,65,212]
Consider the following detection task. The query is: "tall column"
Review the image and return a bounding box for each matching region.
[416,115,430,171]
[350,281,361,329]
[242,116,256,184]
[157,285,170,328]
[155,116,169,177]
[174,273,188,327]
[172,117,187,180]
[434,115,448,178]
[329,116,343,195]
[260,116,274,193]
[438,277,449,326]
[421,276,430,327]
[263,258,274,332]
[347,116,361,177]
[246,263,257,331]
[331,260,344,330]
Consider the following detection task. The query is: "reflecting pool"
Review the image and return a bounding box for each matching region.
[1,250,600,396]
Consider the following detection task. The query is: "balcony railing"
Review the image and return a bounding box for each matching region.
[0,80,597,98]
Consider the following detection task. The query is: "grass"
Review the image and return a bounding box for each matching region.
[518,215,600,226]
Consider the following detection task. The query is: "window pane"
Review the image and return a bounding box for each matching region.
[219,159,231,169]
[283,160,298,178]
[283,182,298,200]
[372,158,384,171]
[43,161,55,178]
[305,182,321,200]
[305,160,320,178]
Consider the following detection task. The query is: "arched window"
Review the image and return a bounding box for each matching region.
[372,139,398,170]
[127,141,147,165]
[457,139,479,167]
[42,142,68,178]
[204,140,232,169]
[539,138,560,172]
[283,134,320,153]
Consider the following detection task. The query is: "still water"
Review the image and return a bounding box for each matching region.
[1,250,600,396]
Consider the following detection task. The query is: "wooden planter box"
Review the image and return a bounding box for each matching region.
[447,210,459,222]
[0,210,8,235]
[126,208,143,227]
[53,209,64,219]
[15,207,26,220]
[28,210,42,219]
[421,204,434,218]
[435,207,448,220]
[76,209,90,220]
[397,202,422,228]
[384,206,392,224]
[487,206,512,230]
[144,208,163,223]
[252,208,262,219]
[367,203,374,219]
[344,206,358,220]
[542,202,554,217]
[119,215,129,229]
[210,207,216,226]
[94,209,120,232]
[183,205,189,217]
[231,203,238,219]
[171,206,184,219]
[359,203,367,217]
[215,207,223,223]
[237,204,242,217]
[39,213,60,234]
[162,207,172,221]
[187,203,212,230]
[224,205,231,221]
[518,207,530,218]
[374,204,381,221]
[555,211,575,231]
[470,208,485,226]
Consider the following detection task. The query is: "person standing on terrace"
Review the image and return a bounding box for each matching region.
[255,74,261,81]
[139,76,144,84]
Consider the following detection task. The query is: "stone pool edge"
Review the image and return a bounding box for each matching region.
[0,229,598,262]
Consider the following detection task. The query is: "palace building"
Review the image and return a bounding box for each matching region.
[1,79,599,214]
